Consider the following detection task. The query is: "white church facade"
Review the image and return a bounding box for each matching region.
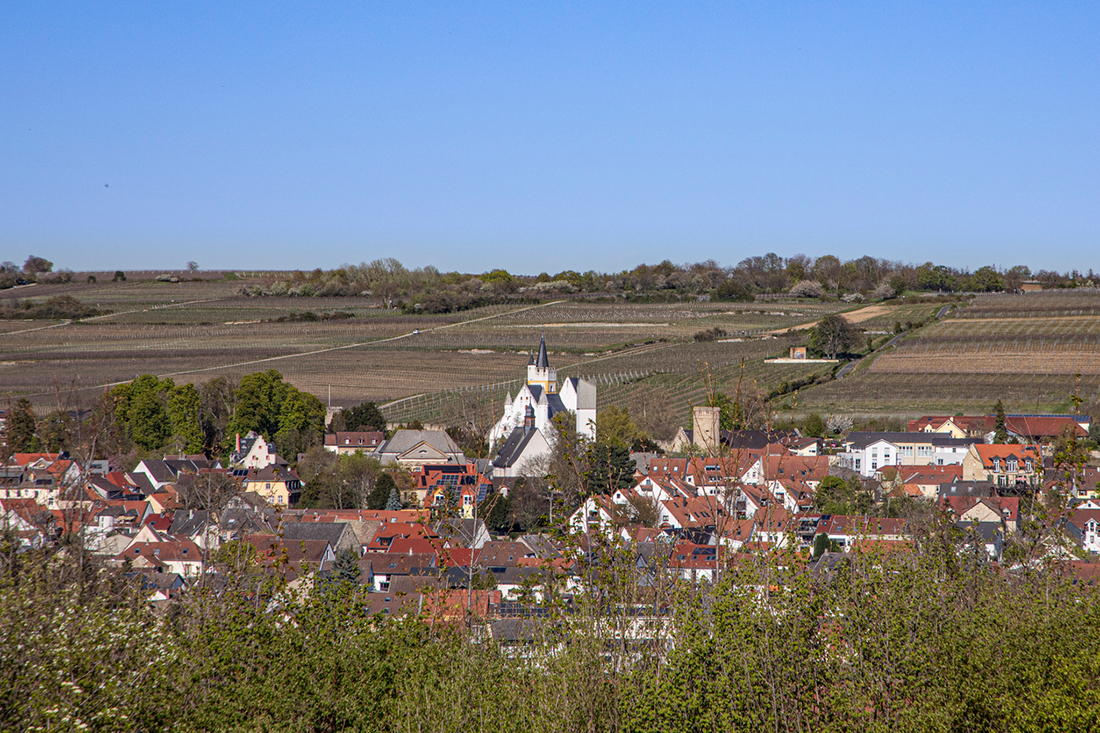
[490,336,597,477]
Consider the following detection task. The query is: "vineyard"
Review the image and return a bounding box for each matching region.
[9,278,1090,424]
[0,279,848,419]
[794,290,1100,414]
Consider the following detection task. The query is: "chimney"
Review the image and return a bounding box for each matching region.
[236,433,241,453]
[693,406,721,454]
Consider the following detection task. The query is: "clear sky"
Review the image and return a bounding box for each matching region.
[2,2,1097,275]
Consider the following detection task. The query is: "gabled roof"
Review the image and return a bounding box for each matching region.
[325,431,385,448]
[492,426,542,468]
[971,444,1040,468]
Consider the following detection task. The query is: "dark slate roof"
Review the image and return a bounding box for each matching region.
[281,522,352,545]
[536,335,550,368]
[492,427,540,469]
[169,510,212,537]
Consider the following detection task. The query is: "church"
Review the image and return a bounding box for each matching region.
[490,336,597,477]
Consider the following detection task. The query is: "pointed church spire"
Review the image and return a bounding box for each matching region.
[536,333,550,368]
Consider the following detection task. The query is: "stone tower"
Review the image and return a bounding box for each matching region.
[693,405,721,454]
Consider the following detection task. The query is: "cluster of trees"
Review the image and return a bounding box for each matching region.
[233,255,1100,314]
[3,369,336,467]
[296,448,407,510]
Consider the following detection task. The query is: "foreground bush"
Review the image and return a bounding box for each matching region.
[3,543,1100,732]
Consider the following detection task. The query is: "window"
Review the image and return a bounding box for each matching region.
[1008,460,1018,472]
[992,459,1001,472]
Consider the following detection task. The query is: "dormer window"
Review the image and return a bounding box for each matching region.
[1008,460,1018,472]
[992,459,1001,472]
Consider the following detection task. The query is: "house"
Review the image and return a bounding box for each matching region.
[954,521,1003,561]
[281,520,360,557]
[361,552,437,593]
[1066,509,1100,555]
[962,444,1041,488]
[657,496,719,531]
[569,495,619,535]
[908,414,1090,444]
[818,515,909,551]
[242,465,302,506]
[230,431,286,469]
[895,465,964,499]
[417,463,492,513]
[120,540,204,577]
[375,430,465,469]
[489,335,597,445]
[838,432,976,477]
[248,534,336,580]
[324,431,385,455]
[942,495,1019,533]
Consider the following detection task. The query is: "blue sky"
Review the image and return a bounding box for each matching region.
[1,2,1097,274]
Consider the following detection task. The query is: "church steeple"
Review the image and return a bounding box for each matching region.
[536,333,550,368]
[526,334,557,393]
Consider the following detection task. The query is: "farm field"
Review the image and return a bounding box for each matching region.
[0,279,844,421]
[795,290,1100,415]
[7,278,1095,427]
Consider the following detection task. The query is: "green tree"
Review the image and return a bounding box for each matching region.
[333,549,361,584]
[368,472,397,511]
[167,383,204,454]
[38,411,71,453]
[802,413,825,439]
[5,399,39,454]
[127,374,173,451]
[809,314,860,359]
[596,405,639,448]
[338,401,387,432]
[814,475,873,514]
[712,279,754,302]
[587,443,636,494]
[479,492,514,533]
[385,486,403,511]
[994,399,1008,443]
[227,370,289,443]
[275,388,326,459]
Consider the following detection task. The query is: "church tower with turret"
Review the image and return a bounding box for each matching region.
[526,334,557,393]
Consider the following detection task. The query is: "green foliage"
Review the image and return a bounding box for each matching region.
[8,536,1100,732]
[712,279,754,302]
[809,313,860,359]
[801,412,825,438]
[0,294,107,320]
[167,383,204,454]
[596,405,640,449]
[115,374,175,451]
[814,474,873,514]
[994,399,1008,443]
[586,442,636,494]
[338,401,387,432]
[227,369,289,441]
[385,486,403,511]
[333,548,361,584]
[5,398,39,454]
[369,472,397,510]
[479,492,514,533]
